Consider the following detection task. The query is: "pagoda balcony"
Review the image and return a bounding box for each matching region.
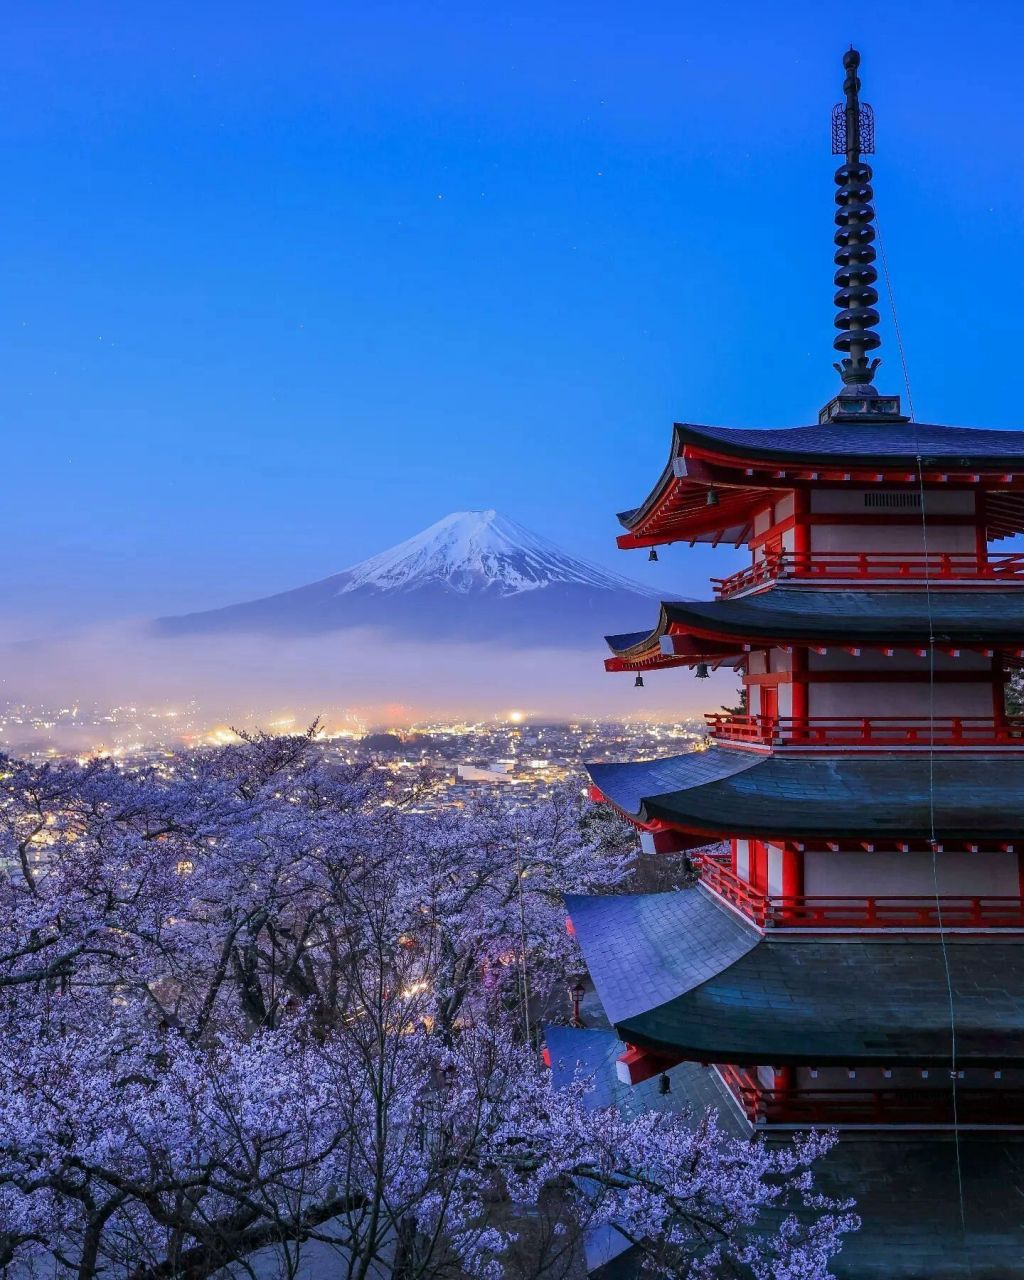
[704,712,1024,751]
[695,855,1024,931]
[712,550,1024,599]
[716,1064,1024,1128]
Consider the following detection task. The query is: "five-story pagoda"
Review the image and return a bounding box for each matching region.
[564,48,1024,1276]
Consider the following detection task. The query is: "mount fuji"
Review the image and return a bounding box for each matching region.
[154,510,669,647]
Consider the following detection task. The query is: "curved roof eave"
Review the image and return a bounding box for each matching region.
[564,889,759,1025]
[617,420,1024,537]
[587,751,1024,840]
[586,749,762,822]
[604,602,677,658]
[606,588,1024,659]
[616,425,687,534]
[615,935,1024,1067]
[675,420,1024,467]
[567,887,1024,1067]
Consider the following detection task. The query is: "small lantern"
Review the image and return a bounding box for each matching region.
[568,978,586,1028]
[648,547,659,562]
[658,1072,671,1095]
[706,488,719,507]
[694,663,710,679]
[634,673,645,688]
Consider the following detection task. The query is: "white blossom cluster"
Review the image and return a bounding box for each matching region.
[0,728,855,1277]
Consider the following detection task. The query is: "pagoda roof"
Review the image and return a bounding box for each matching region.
[586,747,1024,840]
[674,420,1024,467]
[617,422,1024,546]
[567,888,1024,1066]
[543,1026,744,1131]
[605,586,1024,667]
[564,884,759,1023]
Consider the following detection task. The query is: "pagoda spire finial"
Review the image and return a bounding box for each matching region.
[831,47,881,391]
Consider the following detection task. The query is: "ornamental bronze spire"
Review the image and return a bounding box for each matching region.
[818,49,904,423]
[832,48,880,390]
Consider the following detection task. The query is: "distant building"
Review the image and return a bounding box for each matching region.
[456,764,517,784]
[565,49,1024,1278]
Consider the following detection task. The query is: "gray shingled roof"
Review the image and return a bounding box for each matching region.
[605,587,1024,656]
[587,748,760,818]
[564,889,759,1023]
[621,932,1024,1066]
[677,419,1024,463]
[567,888,1024,1067]
[587,748,1024,839]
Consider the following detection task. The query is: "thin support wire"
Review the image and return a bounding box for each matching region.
[913,450,968,1246]
[879,208,970,1254]
[876,220,917,423]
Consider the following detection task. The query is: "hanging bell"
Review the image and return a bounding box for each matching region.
[648,547,659,562]
[706,488,719,507]
[634,673,645,688]
[694,662,710,679]
[658,1072,671,1096]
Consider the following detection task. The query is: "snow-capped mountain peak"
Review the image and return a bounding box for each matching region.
[336,510,657,597]
[155,508,670,643]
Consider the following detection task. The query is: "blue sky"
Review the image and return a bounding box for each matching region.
[3,0,1024,631]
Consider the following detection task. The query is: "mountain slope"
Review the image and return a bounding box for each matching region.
[154,510,670,647]
[336,510,648,596]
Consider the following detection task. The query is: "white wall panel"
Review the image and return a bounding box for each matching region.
[802,850,1019,897]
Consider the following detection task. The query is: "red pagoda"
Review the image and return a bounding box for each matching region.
[565,49,1024,1277]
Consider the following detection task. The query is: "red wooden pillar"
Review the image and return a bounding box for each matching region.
[791,648,809,738]
[781,846,804,899]
[792,487,810,571]
[765,1065,795,1122]
[776,845,804,923]
[751,840,768,892]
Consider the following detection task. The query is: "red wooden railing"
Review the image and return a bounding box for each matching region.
[704,713,1024,747]
[697,854,770,925]
[716,1064,1024,1126]
[713,550,1024,598]
[770,896,1024,928]
[694,855,1024,929]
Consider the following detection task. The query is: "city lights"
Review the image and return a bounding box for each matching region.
[0,698,711,814]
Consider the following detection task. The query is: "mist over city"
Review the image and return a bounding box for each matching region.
[0,508,736,740]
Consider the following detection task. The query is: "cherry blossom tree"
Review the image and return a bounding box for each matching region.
[0,730,857,1278]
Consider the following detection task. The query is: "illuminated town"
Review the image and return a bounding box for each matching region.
[0,696,711,803]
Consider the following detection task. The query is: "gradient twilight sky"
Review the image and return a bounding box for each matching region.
[3,1,1024,635]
